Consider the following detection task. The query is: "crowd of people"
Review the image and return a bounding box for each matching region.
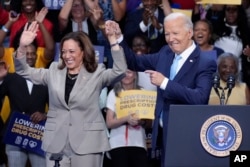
[0,0,249,167]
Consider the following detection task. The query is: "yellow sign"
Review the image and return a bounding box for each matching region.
[116,90,156,119]
[197,0,241,5]
[172,8,192,18]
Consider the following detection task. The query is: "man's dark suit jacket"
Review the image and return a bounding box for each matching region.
[124,7,166,53]
[0,73,48,124]
[120,40,217,163]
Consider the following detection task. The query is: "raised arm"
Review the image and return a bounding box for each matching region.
[161,0,172,16]
[58,0,73,32]
[16,21,39,59]
[111,0,127,21]
[35,7,55,62]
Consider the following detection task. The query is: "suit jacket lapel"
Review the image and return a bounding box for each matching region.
[174,46,199,81]
[57,67,69,109]
[69,66,91,103]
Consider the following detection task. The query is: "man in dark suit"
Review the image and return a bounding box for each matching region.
[124,0,172,53]
[107,12,217,167]
[0,42,48,167]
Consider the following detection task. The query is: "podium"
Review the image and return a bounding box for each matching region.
[165,105,250,167]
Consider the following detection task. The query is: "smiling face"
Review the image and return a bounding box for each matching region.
[193,21,211,47]
[132,36,150,55]
[164,17,193,54]
[142,0,158,12]
[122,70,137,86]
[26,44,37,67]
[61,39,84,74]
[71,0,85,20]
[22,0,36,14]
[218,57,237,82]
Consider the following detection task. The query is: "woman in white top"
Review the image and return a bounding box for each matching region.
[106,69,148,167]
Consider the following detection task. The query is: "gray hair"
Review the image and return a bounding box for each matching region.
[217,52,240,81]
[164,12,193,31]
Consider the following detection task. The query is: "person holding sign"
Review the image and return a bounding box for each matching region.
[106,12,217,166]
[13,20,126,167]
[0,33,48,167]
[106,69,148,167]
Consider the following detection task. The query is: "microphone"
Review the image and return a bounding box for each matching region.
[213,73,221,89]
[212,73,221,99]
[50,153,63,167]
[226,74,235,98]
[227,74,235,90]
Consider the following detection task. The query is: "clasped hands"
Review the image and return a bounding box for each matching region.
[104,20,122,40]
[126,113,145,127]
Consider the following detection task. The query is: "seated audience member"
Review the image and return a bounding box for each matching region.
[106,69,148,167]
[6,0,54,48]
[193,19,224,58]
[209,53,250,105]
[124,0,171,53]
[58,0,97,44]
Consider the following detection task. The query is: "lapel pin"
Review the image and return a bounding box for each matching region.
[189,59,193,63]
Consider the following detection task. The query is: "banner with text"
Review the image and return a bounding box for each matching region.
[116,90,156,119]
[3,112,45,156]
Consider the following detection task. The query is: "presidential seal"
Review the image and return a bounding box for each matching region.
[200,115,242,157]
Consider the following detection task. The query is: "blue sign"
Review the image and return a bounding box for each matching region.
[94,45,105,64]
[3,112,46,156]
[43,0,66,10]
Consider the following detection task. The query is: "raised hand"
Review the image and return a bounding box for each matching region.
[8,10,20,22]
[19,21,39,47]
[142,8,154,26]
[35,7,48,24]
[105,20,122,40]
